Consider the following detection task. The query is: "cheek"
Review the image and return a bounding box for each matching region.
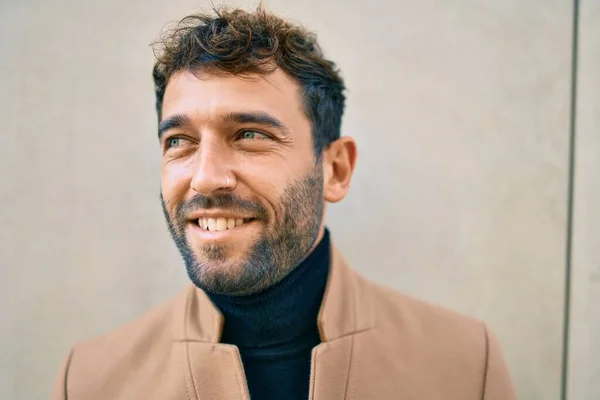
[235,167,284,222]
[238,146,311,187]
[239,157,288,190]
[161,162,193,210]
[238,159,310,221]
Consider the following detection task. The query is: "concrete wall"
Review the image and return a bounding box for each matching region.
[0,0,586,398]
[567,1,600,399]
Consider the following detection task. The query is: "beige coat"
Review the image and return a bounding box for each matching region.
[53,247,517,399]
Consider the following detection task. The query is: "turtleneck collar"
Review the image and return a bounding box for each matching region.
[207,229,330,349]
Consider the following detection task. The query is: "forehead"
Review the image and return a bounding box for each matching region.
[161,69,306,126]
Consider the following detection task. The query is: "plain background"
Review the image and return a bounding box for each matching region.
[0,0,597,398]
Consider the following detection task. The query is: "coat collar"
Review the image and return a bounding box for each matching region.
[172,243,375,343]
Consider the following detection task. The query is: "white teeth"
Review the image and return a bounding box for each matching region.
[216,218,227,231]
[207,218,217,231]
[199,217,250,231]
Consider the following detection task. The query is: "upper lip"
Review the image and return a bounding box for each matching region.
[186,210,255,221]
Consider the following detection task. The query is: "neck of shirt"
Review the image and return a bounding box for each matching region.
[207,229,331,350]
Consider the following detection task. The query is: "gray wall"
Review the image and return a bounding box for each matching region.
[568,0,600,398]
[0,0,593,399]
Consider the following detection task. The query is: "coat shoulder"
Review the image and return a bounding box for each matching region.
[73,290,182,354]
[368,278,486,336]
[361,276,490,368]
[53,287,195,398]
[64,288,187,389]
[349,273,516,399]
[342,276,492,398]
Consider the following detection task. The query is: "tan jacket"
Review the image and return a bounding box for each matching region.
[53,247,517,399]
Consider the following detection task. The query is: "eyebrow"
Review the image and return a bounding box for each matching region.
[223,111,290,134]
[158,114,191,139]
[157,111,290,139]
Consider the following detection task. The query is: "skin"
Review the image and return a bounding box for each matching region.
[159,68,357,295]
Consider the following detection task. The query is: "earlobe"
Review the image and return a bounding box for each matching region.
[323,137,357,203]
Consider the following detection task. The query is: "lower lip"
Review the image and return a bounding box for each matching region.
[187,220,257,241]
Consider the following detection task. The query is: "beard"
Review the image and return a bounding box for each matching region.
[161,163,324,295]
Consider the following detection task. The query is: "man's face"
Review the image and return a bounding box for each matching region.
[160,69,325,295]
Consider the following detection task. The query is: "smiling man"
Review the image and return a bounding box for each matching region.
[158,69,333,298]
[53,6,516,400]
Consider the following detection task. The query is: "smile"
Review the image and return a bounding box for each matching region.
[196,217,255,232]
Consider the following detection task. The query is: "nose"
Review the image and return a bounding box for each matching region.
[190,139,235,195]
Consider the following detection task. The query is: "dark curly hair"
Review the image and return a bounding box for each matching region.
[151,4,346,156]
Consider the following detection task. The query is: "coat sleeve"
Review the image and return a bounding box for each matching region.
[51,349,74,400]
[482,325,517,400]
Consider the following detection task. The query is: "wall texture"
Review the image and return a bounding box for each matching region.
[0,0,585,398]
[568,0,600,398]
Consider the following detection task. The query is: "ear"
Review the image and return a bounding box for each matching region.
[322,137,357,203]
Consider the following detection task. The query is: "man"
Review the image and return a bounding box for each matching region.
[53,5,516,400]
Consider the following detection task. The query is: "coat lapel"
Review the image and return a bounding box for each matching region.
[172,243,375,400]
[172,285,250,400]
[185,342,250,400]
[309,336,355,400]
[309,245,375,400]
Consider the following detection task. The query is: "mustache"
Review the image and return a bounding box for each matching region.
[176,192,269,221]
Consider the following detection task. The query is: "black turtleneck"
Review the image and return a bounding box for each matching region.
[207,230,330,400]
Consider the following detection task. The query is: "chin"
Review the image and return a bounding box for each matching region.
[188,257,266,296]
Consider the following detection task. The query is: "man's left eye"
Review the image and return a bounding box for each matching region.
[167,137,183,148]
[239,130,267,140]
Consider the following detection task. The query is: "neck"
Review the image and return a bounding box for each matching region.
[207,229,331,348]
